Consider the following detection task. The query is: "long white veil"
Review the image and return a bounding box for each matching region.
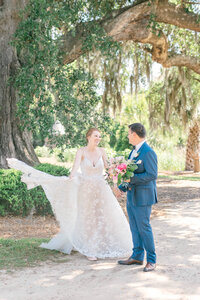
[7,158,78,253]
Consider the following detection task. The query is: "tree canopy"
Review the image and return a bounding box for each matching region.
[59,0,200,73]
[12,0,199,139]
[0,0,199,167]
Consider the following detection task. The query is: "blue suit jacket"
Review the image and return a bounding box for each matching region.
[119,142,158,206]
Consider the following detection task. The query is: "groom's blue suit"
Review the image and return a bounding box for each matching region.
[119,142,157,264]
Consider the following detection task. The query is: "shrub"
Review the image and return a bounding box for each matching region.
[35,163,70,176]
[35,146,77,163]
[155,148,185,171]
[0,169,34,216]
[0,164,70,216]
[55,148,77,163]
[35,146,51,158]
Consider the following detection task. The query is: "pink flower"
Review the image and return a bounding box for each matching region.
[117,163,127,171]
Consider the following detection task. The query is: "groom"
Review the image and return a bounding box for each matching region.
[116,123,157,272]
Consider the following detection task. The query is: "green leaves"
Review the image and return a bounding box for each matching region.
[82,22,120,58]
[11,0,199,151]
[147,13,163,37]
[0,164,70,216]
[117,172,122,185]
[12,0,117,149]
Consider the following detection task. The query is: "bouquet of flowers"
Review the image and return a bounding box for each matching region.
[105,156,140,187]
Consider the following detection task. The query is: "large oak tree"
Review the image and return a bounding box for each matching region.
[0,0,200,168]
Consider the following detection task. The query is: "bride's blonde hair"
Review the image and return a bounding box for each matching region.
[86,128,100,142]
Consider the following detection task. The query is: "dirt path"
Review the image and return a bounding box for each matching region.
[0,178,200,300]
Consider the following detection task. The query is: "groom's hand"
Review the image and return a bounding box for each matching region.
[123,179,130,182]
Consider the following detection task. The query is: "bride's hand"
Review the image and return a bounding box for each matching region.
[113,186,123,198]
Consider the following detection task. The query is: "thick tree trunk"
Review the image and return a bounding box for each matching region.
[0,0,39,168]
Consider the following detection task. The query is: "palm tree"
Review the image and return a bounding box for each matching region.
[185,121,200,172]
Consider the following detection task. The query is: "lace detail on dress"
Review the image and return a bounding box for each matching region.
[7,157,132,258]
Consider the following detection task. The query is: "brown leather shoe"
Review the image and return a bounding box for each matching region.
[118,257,143,265]
[143,262,156,272]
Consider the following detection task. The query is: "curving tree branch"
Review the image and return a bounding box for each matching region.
[163,55,200,74]
[60,1,200,74]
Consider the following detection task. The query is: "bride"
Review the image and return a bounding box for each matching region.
[7,128,132,260]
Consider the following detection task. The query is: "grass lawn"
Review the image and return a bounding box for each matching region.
[0,238,69,270]
[158,175,200,181]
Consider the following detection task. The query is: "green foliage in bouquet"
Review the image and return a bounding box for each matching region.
[106,157,139,187]
[117,160,138,187]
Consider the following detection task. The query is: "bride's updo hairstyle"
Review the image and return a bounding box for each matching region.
[86,128,100,142]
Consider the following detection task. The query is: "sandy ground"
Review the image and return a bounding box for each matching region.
[0,178,200,300]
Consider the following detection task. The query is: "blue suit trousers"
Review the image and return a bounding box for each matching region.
[127,191,156,264]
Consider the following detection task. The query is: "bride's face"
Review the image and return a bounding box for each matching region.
[88,131,101,146]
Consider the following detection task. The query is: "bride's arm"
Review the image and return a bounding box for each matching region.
[69,148,83,179]
[101,148,108,169]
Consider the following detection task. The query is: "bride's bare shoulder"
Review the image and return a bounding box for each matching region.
[99,147,106,155]
[76,147,85,156]
[78,147,84,151]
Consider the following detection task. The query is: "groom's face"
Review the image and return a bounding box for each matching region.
[128,129,137,145]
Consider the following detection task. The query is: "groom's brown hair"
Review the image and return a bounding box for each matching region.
[129,123,146,138]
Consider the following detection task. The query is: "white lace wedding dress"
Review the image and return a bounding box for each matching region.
[7,157,132,258]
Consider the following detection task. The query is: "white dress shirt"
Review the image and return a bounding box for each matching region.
[130,140,146,160]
